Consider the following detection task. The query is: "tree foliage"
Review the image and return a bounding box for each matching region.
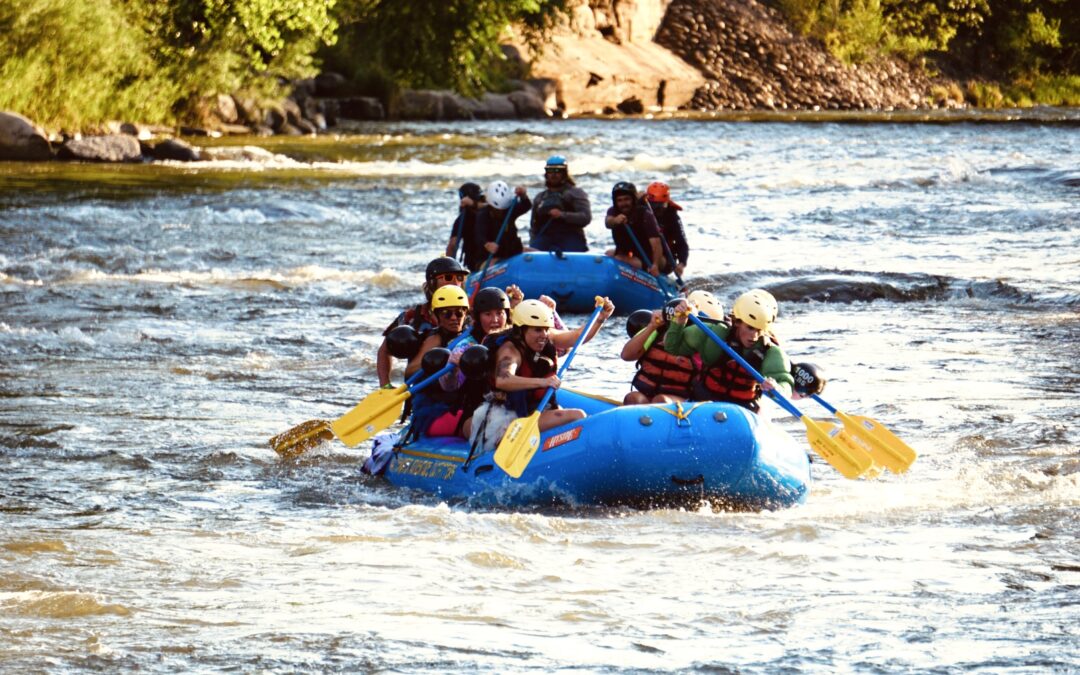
[0,0,337,129]
[325,0,568,96]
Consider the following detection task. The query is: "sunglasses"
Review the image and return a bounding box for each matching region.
[544,168,566,174]
[437,273,467,284]
[437,308,467,318]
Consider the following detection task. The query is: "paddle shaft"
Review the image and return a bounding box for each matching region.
[621,213,654,270]
[472,197,518,292]
[531,303,606,415]
[686,314,802,419]
[642,199,685,288]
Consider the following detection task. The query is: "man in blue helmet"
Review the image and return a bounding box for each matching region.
[529,156,592,252]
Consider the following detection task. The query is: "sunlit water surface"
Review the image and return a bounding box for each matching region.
[1,114,1078,671]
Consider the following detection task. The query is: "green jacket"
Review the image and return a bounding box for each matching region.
[664,320,794,397]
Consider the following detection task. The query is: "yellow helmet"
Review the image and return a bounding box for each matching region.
[431,285,469,311]
[732,289,777,330]
[687,290,725,321]
[511,299,554,328]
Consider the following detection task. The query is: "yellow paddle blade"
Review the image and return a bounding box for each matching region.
[493,411,542,479]
[802,416,876,480]
[331,386,408,447]
[270,419,333,459]
[836,412,917,474]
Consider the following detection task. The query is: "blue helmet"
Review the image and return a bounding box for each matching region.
[545,155,568,171]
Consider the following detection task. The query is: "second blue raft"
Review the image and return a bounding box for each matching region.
[466,251,680,314]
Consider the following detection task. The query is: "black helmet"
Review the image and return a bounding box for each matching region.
[458,182,483,201]
[625,309,653,338]
[425,256,468,286]
[385,325,421,359]
[421,347,451,375]
[459,345,491,380]
[662,298,683,324]
[791,362,827,396]
[473,287,511,314]
[611,181,637,203]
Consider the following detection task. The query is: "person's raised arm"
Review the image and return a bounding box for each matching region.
[621,310,662,361]
[551,297,615,350]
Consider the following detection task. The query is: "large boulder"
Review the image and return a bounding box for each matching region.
[508,1,706,114]
[0,111,52,161]
[396,90,446,120]
[509,90,548,118]
[473,93,518,119]
[57,134,141,162]
[148,138,200,162]
[337,97,384,120]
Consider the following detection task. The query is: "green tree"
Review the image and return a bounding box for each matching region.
[327,0,567,96]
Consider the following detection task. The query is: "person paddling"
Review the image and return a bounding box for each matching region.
[620,299,698,405]
[529,156,592,252]
[469,297,614,452]
[644,182,690,279]
[402,284,471,437]
[377,256,469,388]
[664,289,795,412]
[475,180,531,263]
[604,181,665,276]
[445,182,485,271]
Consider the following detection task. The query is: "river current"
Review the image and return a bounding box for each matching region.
[1,114,1078,672]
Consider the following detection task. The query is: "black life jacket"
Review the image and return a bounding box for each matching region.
[631,332,695,399]
[487,332,558,417]
[693,335,776,413]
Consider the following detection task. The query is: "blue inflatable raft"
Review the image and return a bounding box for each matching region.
[382,390,811,510]
[466,252,680,314]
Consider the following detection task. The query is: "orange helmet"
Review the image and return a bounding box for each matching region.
[646,181,681,210]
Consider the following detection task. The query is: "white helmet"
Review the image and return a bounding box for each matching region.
[687,290,724,321]
[486,180,514,210]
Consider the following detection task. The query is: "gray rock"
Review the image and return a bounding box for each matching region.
[294,118,318,135]
[214,94,238,124]
[234,97,262,126]
[0,111,52,161]
[337,97,384,120]
[315,72,350,97]
[149,138,200,162]
[473,93,517,119]
[396,90,445,120]
[58,134,141,162]
[282,98,303,126]
[509,90,547,118]
[441,93,478,120]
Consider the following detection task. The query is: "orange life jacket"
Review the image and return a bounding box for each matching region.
[694,335,775,413]
[632,343,695,399]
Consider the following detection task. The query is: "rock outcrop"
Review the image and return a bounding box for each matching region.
[514,0,707,114]
[57,134,142,162]
[657,0,932,110]
[0,111,52,161]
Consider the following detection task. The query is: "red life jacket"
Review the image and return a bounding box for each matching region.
[632,342,695,399]
[694,335,775,412]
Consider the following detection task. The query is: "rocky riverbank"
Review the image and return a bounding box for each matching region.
[0,0,997,161]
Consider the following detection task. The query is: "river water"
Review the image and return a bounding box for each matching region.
[1,113,1078,671]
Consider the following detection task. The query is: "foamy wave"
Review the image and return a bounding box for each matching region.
[59,265,411,290]
[0,272,43,287]
[171,149,690,179]
[0,590,132,618]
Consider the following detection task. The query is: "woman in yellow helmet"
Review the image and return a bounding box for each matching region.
[664,289,794,413]
[468,296,615,452]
